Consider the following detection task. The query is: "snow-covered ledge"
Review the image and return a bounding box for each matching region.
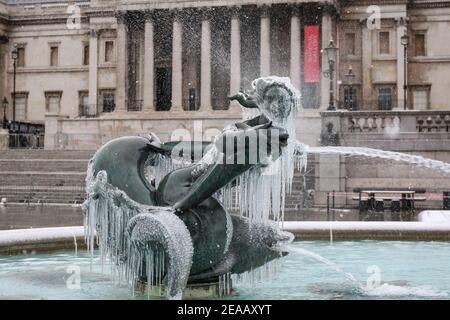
[1,216,450,255]
[418,211,450,223]
[0,226,85,255]
[282,220,450,241]
[0,226,84,245]
[282,221,450,232]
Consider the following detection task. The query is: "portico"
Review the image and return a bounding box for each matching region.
[106,3,336,115]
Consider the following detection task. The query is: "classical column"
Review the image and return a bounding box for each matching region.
[88,29,98,116]
[171,12,183,111]
[396,19,407,110]
[143,14,154,111]
[320,12,332,110]
[200,11,211,111]
[260,6,271,77]
[290,7,301,91]
[229,8,241,110]
[115,14,127,112]
[362,22,373,109]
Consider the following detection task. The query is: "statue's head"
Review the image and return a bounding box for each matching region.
[249,76,300,125]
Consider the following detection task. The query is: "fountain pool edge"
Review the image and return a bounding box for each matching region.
[283,221,450,241]
[1,222,450,255]
[0,226,85,255]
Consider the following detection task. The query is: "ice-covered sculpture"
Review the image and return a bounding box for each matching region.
[83,77,305,299]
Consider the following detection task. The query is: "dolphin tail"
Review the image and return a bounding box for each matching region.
[126,209,193,300]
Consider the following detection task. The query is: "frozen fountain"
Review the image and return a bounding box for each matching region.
[83,76,450,300]
[83,76,304,299]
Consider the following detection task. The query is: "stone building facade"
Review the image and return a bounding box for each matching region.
[0,0,449,149]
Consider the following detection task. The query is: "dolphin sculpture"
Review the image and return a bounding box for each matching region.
[83,76,300,299]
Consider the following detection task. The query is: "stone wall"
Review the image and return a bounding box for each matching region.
[0,129,8,150]
[44,111,323,149]
[44,112,242,149]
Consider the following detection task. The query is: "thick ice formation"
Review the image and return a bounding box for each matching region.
[146,77,309,223]
[83,76,311,299]
[83,169,193,300]
[220,77,307,222]
[126,211,193,300]
[147,153,193,188]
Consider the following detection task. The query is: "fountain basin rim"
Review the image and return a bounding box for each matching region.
[284,221,450,241]
[1,221,450,255]
[0,226,86,255]
[283,221,450,232]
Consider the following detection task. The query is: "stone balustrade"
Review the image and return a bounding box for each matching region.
[320,110,450,151]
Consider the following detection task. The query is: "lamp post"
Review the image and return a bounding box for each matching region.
[401,31,409,110]
[345,65,356,111]
[323,39,338,111]
[11,46,18,122]
[2,97,8,129]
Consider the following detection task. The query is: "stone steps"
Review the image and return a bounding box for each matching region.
[2,193,86,199]
[0,173,86,187]
[0,160,89,172]
[0,150,95,160]
[4,198,85,205]
[0,189,85,195]
[0,150,316,211]
[0,150,90,204]
[0,188,86,202]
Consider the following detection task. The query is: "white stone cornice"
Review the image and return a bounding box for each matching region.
[8,66,89,74]
[114,0,338,12]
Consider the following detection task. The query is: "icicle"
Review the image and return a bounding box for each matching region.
[84,161,193,300]
[231,258,284,289]
[218,76,307,223]
[219,272,232,296]
[147,153,194,188]
[125,210,193,300]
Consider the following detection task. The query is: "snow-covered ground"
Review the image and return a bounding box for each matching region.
[418,210,450,223]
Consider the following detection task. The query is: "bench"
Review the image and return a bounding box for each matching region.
[353,189,428,221]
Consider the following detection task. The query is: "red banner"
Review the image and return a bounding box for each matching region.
[304,25,320,83]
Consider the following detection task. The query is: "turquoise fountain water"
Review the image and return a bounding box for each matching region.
[0,241,448,300]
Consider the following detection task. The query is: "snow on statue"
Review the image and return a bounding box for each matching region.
[83,76,305,299]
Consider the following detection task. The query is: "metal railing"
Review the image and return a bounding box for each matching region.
[9,133,45,149]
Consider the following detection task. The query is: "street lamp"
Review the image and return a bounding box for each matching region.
[2,97,8,129]
[11,45,18,122]
[345,65,356,110]
[401,31,409,110]
[323,39,338,111]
